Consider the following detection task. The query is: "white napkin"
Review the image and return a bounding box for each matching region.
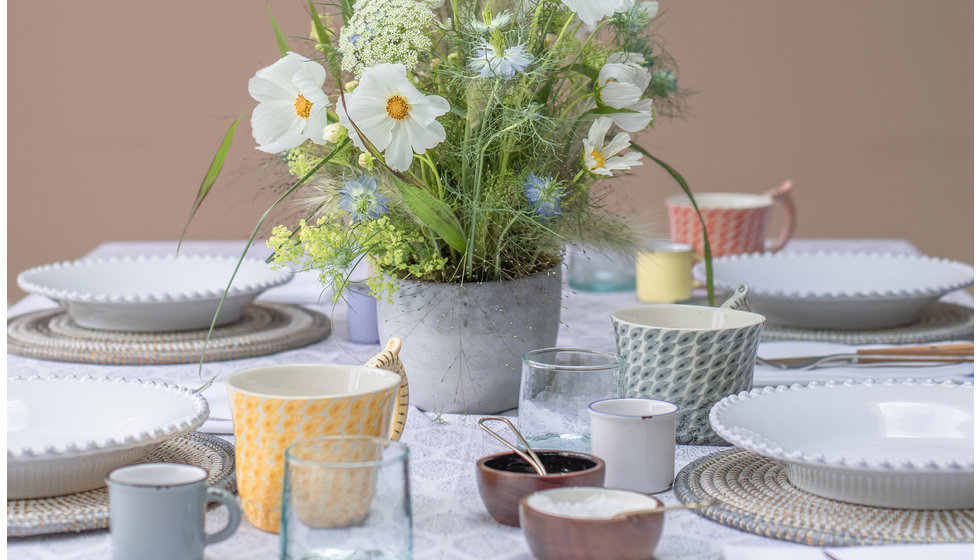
[199,381,234,434]
[754,342,973,388]
[722,544,974,560]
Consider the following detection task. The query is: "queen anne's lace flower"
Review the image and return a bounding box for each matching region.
[339,175,389,221]
[339,0,436,77]
[561,0,635,27]
[248,52,331,153]
[337,63,450,172]
[470,41,533,79]
[582,117,643,177]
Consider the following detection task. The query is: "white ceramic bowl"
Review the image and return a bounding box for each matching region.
[7,375,209,499]
[709,379,973,509]
[17,254,293,331]
[693,251,974,329]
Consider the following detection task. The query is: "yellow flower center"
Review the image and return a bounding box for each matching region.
[385,95,410,120]
[590,150,605,169]
[294,94,313,119]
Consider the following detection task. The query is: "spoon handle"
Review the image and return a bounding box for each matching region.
[478,417,548,476]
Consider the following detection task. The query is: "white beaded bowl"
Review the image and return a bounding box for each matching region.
[694,251,974,329]
[7,375,209,499]
[709,379,973,509]
[17,254,293,331]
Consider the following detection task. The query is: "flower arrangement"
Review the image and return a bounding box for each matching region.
[186,0,713,303]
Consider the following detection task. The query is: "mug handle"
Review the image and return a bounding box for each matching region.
[763,180,796,252]
[720,284,752,312]
[204,487,241,546]
[364,337,410,441]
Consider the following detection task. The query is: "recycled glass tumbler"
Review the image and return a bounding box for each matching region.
[518,348,624,452]
[281,436,411,560]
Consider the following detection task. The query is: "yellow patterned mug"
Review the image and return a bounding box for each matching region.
[226,338,409,532]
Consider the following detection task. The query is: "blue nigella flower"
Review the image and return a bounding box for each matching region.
[470,41,533,79]
[523,173,566,218]
[339,175,389,222]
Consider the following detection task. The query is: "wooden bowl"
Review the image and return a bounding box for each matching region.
[519,487,665,560]
[475,450,605,527]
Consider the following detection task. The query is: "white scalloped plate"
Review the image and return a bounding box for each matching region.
[17,255,293,331]
[693,251,974,329]
[7,375,209,499]
[709,380,974,509]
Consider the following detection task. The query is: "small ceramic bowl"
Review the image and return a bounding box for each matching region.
[519,487,665,560]
[476,450,605,527]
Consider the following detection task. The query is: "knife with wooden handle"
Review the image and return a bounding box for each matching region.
[855,343,974,363]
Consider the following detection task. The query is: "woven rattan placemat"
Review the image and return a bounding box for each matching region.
[674,448,974,547]
[8,432,236,537]
[7,302,331,364]
[761,302,973,345]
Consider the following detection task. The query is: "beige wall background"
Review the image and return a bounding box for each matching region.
[7,0,973,303]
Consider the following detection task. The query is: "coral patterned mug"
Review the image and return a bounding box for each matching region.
[666,181,796,257]
[225,338,408,532]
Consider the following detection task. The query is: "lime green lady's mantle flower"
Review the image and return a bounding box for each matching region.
[248,52,332,154]
[337,63,450,172]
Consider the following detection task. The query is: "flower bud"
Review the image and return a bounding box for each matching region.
[358,152,373,169]
[323,123,346,144]
[344,80,359,93]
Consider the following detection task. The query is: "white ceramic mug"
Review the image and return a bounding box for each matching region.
[107,463,241,560]
[589,398,679,494]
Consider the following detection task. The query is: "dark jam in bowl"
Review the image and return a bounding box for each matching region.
[484,452,597,475]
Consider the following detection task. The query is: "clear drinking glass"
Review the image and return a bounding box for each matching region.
[567,246,636,292]
[281,436,411,560]
[518,348,624,452]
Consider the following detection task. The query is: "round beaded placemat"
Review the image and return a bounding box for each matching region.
[7,302,331,364]
[760,302,973,345]
[674,448,974,546]
[7,432,236,537]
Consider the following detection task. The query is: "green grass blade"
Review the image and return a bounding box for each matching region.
[308,0,331,45]
[630,142,715,306]
[195,140,350,384]
[397,183,467,253]
[178,107,248,253]
[268,4,290,56]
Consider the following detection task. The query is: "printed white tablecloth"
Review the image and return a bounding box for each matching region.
[7,239,973,560]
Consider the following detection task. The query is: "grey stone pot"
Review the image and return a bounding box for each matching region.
[377,267,562,414]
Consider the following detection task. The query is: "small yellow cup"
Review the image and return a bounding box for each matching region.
[635,241,694,303]
[225,339,408,533]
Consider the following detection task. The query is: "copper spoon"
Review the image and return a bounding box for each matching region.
[478,416,548,476]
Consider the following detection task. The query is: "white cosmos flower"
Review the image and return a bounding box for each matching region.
[248,52,331,153]
[597,57,654,132]
[470,41,533,79]
[561,0,635,27]
[337,63,450,172]
[582,117,643,177]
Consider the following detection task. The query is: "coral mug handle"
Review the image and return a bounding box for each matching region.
[364,337,410,441]
[763,180,796,252]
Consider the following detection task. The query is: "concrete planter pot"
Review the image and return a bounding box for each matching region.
[377,267,562,414]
